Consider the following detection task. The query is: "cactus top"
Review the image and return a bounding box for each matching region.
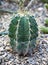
[8,14,38,43]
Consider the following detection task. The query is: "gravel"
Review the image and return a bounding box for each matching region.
[0,32,48,65]
[0,0,48,65]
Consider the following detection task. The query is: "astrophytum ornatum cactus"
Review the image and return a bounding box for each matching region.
[8,13,38,55]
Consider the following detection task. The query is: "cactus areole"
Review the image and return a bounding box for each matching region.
[8,12,38,55]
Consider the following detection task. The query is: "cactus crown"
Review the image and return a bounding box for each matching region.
[8,13,38,55]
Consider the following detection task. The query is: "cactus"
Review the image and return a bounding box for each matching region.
[8,13,38,55]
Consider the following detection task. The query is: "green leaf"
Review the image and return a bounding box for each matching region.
[40,26,48,34]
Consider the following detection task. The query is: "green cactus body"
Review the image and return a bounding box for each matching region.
[8,13,38,55]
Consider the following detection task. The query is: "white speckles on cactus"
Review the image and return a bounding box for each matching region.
[8,14,38,55]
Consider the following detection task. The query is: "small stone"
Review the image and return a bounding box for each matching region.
[42,40,48,44]
[4,15,8,18]
[42,58,47,61]
[38,46,42,52]
[0,52,7,59]
[36,58,41,62]
[35,62,39,65]
[5,46,12,53]
[10,59,14,62]
[45,13,48,17]
[6,43,10,46]
[0,52,4,56]
[46,48,48,52]
[39,51,43,55]
[24,57,28,60]
[8,60,12,64]
[14,59,20,64]
[2,52,7,58]
[43,61,46,65]
[37,7,44,12]
[5,46,11,51]
[43,44,47,47]
[27,58,36,64]
[4,58,9,62]
[0,43,4,47]
[35,12,39,18]
[1,61,5,65]
[0,47,4,51]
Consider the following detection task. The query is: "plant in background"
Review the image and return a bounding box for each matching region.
[41,0,48,3]
[40,26,48,34]
[45,18,48,26]
[45,3,48,10]
[40,18,48,34]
